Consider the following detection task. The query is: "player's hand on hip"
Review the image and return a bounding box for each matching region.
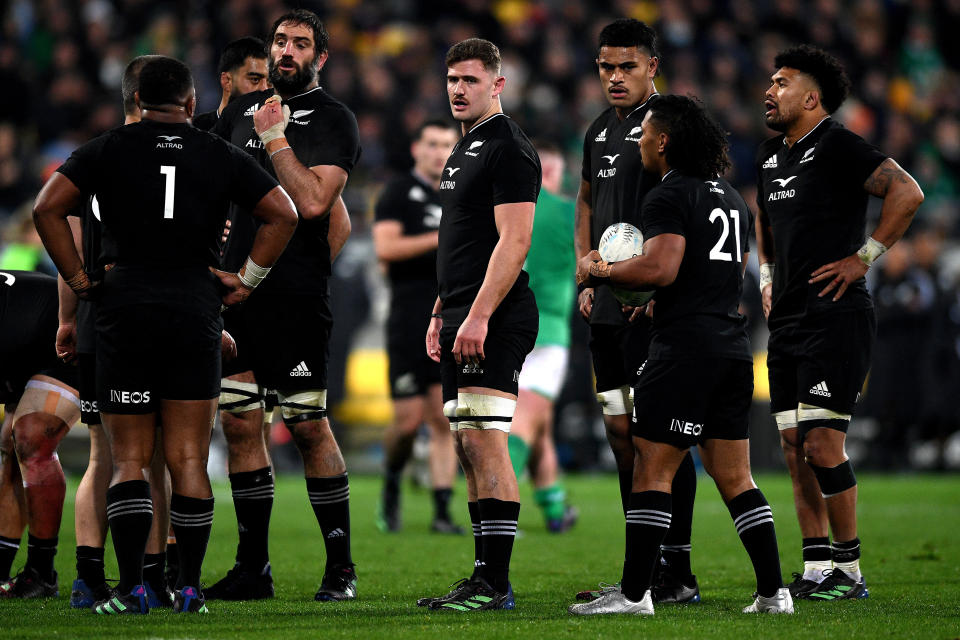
[209,267,253,307]
[426,316,442,363]
[578,287,595,320]
[254,95,290,144]
[809,254,868,302]
[56,322,77,363]
[576,250,603,287]
[221,330,238,362]
[452,315,487,365]
[761,283,772,319]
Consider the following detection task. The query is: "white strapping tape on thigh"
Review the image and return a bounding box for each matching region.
[797,403,851,422]
[596,385,633,416]
[13,379,81,428]
[443,400,458,431]
[453,392,516,433]
[773,409,798,431]
[219,380,264,414]
[275,389,327,423]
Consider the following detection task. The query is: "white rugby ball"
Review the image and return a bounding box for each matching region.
[598,222,655,306]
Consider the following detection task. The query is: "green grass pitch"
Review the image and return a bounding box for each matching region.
[0,473,957,639]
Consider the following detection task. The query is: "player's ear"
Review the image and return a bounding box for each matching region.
[314,50,329,72]
[658,131,669,153]
[804,90,820,112]
[185,92,196,119]
[134,90,141,111]
[648,56,659,78]
[492,74,506,98]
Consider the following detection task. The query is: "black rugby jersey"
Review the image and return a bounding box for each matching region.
[67,195,102,354]
[374,171,442,289]
[582,96,661,325]
[0,270,59,401]
[192,110,218,132]
[57,119,278,314]
[641,172,752,361]
[212,86,361,296]
[437,113,541,325]
[756,118,886,329]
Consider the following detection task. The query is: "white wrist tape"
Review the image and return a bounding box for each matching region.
[257,98,290,144]
[238,256,271,290]
[856,236,887,267]
[759,263,775,292]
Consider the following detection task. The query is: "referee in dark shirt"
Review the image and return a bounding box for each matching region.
[755,45,923,601]
[419,38,540,612]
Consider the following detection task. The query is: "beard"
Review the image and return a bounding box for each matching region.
[268,56,317,95]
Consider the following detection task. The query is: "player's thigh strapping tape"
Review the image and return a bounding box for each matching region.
[596,385,633,416]
[446,392,517,433]
[275,389,327,424]
[13,379,81,428]
[218,380,264,414]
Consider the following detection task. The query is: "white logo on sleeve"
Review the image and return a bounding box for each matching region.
[290,361,312,377]
[0,272,15,286]
[772,176,797,187]
[809,381,832,397]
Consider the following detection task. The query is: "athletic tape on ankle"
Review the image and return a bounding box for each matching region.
[451,393,516,432]
[808,459,857,498]
[596,386,633,416]
[275,389,327,423]
[13,379,81,427]
[773,409,798,431]
[219,380,264,414]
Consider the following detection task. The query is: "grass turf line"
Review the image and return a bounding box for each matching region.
[0,473,956,639]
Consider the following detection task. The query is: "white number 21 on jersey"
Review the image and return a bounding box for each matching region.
[708,208,741,262]
[160,165,176,219]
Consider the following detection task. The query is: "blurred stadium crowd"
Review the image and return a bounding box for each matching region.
[1,0,958,469]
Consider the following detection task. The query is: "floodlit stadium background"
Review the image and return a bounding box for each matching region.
[0,0,958,472]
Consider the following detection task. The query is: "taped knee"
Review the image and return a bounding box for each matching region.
[596,386,632,416]
[219,380,264,414]
[808,459,857,498]
[13,380,80,429]
[276,389,327,424]
[452,393,516,433]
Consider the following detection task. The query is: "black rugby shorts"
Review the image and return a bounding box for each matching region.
[767,308,876,417]
[97,305,221,414]
[632,357,754,449]
[588,321,650,393]
[78,353,100,425]
[222,292,331,391]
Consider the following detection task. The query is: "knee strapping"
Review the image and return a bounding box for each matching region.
[596,385,633,416]
[276,389,327,424]
[808,459,857,498]
[219,380,264,414]
[451,393,515,432]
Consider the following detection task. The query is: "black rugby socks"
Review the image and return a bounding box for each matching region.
[25,535,57,582]
[306,474,353,569]
[229,466,274,570]
[622,491,671,602]
[107,480,153,592]
[0,535,20,580]
[468,501,482,576]
[76,545,105,587]
[662,452,696,577]
[477,498,519,594]
[169,493,215,589]
[726,488,783,598]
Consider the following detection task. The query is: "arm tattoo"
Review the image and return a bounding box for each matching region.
[863,159,910,198]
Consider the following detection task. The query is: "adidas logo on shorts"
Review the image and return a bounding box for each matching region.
[326,528,345,538]
[290,361,312,377]
[809,380,832,397]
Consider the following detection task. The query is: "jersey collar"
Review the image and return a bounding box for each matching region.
[467,112,506,134]
[626,92,660,119]
[785,115,831,147]
[661,169,677,182]
[282,85,323,102]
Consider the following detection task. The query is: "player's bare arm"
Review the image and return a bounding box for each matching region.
[809,158,923,301]
[55,216,83,362]
[329,195,351,261]
[574,178,595,319]
[577,233,684,290]
[452,201,534,364]
[373,220,439,262]
[32,173,88,294]
[426,296,443,363]
[253,99,348,219]
[211,184,298,306]
[755,203,776,318]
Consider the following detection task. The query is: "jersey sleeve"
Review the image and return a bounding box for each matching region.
[56,134,110,195]
[301,105,361,174]
[580,127,593,182]
[821,127,887,187]
[489,141,541,206]
[373,180,405,223]
[640,187,686,240]
[227,143,280,211]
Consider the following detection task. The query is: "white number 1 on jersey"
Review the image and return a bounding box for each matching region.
[708,208,741,262]
[160,165,176,219]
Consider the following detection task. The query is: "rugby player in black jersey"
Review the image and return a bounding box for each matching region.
[193,37,268,132]
[373,119,463,535]
[574,18,699,604]
[418,38,540,612]
[756,45,923,601]
[571,95,792,616]
[208,9,362,602]
[33,56,297,614]
[0,270,79,599]
[55,55,179,610]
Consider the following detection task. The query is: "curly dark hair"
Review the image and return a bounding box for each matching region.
[647,95,730,179]
[774,45,850,114]
[598,18,660,75]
